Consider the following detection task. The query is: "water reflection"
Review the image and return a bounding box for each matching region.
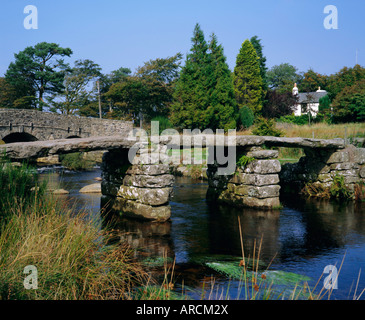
[37,167,365,299]
[102,213,175,260]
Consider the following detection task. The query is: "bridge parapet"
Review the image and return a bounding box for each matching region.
[0,108,133,142]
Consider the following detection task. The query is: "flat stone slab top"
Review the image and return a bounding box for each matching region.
[0,134,346,160]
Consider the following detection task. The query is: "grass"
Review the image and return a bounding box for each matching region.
[238,122,365,140]
[301,174,361,201]
[0,159,47,222]
[238,122,365,163]
[0,158,157,300]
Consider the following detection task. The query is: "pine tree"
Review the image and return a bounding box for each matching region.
[208,34,237,130]
[171,23,214,130]
[233,39,264,114]
[250,36,268,91]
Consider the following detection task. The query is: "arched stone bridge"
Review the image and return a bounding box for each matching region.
[0,108,133,143]
[1,134,365,222]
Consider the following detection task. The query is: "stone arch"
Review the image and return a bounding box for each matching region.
[2,132,38,144]
[66,135,81,139]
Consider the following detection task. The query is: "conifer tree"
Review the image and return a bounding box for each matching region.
[250,36,268,92]
[171,24,214,129]
[233,39,264,114]
[208,34,237,130]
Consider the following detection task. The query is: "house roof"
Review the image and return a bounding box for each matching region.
[297,91,328,104]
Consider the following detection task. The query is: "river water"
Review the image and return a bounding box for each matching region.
[38,166,365,300]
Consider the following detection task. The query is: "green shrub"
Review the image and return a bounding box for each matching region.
[238,106,255,129]
[151,116,173,134]
[60,152,94,171]
[252,117,283,137]
[236,155,255,169]
[278,114,324,126]
[330,174,353,200]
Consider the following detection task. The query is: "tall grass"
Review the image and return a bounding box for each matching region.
[0,159,153,300]
[238,122,365,140]
[276,122,365,140]
[0,159,47,222]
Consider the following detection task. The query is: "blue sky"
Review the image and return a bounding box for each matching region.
[0,0,364,77]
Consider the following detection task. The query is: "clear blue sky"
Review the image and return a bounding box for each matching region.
[0,0,364,77]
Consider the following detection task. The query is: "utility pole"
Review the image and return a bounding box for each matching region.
[97,80,102,119]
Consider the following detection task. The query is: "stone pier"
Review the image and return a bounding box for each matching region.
[207,147,282,209]
[101,146,175,222]
[280,144,365,193]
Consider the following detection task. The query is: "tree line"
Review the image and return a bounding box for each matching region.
[1,23,364,128]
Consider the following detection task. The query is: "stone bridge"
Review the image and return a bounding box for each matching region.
[1,134,365,222]
[0,108,133,143]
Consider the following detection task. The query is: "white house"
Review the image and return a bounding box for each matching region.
[292,84,328,117]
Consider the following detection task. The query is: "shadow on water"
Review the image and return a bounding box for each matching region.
[38,167,365,299]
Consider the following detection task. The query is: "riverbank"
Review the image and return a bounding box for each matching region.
[0,159,174,300]
[2,160,365,300]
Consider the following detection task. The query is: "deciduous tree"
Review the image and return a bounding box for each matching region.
[266,63,302,94]
[5,42,72,110]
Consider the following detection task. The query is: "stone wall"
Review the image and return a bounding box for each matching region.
[207,147,282,209]
[280,145,365,193]
[101,147,174,222]
[0,108,133,142]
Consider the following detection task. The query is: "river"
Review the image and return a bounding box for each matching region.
[38,166,365,300]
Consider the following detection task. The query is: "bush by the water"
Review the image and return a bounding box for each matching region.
[59,152,94,171]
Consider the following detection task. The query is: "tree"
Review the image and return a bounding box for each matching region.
[135,53,183,120]
[262,90,297,118]
[332,78,365,122]
[171,24,214,130]
[48,59,101,115]
[238,106,254,129]
[233,39,264,114]
[104,76,148,121]
[252,117,283,137]
[300,69,328,93]
[327,64,365,100]
[0,78,21,108]
[104,54,182,123]
[81,67,133,118]
[250,36,268,92]
[301,92,317,125]
[208,34,237,130]
[5,42,72,110]
[266,63,302,94]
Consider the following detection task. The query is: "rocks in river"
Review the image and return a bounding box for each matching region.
[53,189,69,195]
[36,155,60,165]
[79,183,102,194]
